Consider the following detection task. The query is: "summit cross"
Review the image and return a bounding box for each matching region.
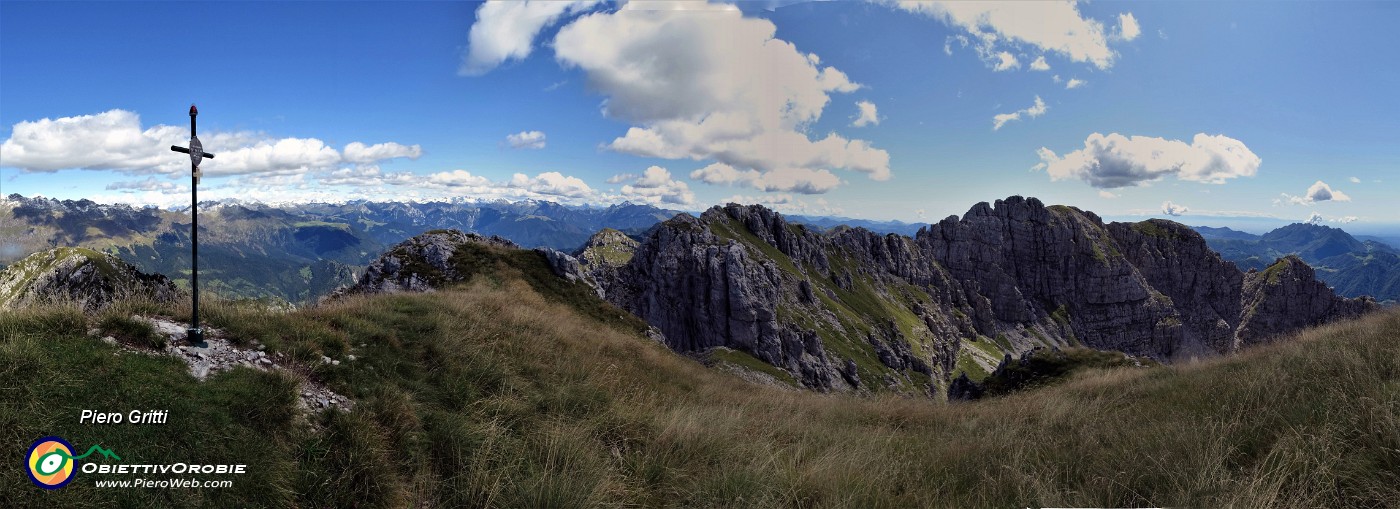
[170,105,215,347]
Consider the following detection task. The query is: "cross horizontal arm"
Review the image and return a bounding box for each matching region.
[170,145,216,159]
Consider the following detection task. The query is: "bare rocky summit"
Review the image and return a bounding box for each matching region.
[0,247,177,311]
[338,229,517,295]
[1237,255,1375,342]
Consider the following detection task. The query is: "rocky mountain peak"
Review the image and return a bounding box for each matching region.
[0,247,177,311]
[1260,223,1367,260]
[574,228,639,269]
[339,229,517,295]
[1237,255,1375,342]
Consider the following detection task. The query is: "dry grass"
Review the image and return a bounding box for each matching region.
[298,276,1400,507]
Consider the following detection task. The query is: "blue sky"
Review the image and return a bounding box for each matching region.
[2,1,1396,233]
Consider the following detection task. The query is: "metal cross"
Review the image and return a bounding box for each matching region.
[170,104,215,347]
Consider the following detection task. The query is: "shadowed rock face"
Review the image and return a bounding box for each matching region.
[1237,255,1375,342]
[559,196,1376,393]
[0,247,177,311]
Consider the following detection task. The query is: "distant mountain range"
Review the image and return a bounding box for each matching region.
[784,215,925,236]
[1,194,676,303]
[1192,223,1400,304]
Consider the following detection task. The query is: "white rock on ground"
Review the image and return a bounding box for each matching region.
[119,315,355,413]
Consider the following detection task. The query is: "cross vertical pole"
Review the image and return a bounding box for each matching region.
[171,104,215,347]
[190,106,200,346]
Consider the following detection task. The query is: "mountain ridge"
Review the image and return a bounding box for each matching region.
[541,196,1374,395]
[1193,221,1400,303]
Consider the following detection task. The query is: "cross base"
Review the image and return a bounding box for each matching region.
[186,327,207,348]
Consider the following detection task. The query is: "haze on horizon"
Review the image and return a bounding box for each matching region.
[2,1,1396,233]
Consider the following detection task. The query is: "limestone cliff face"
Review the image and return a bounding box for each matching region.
[565,197,1377,394]
[1237,255,1375,342]
[916,199,1176,357]
[0,247,177,311]
[572,205,964,393]
[1107,219,1246,355]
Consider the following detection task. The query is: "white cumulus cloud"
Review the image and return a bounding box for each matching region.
[0,109,418,178]
[508,171,593,198]
[1305,180,1350,202]
[892,1,1126,69]
[1034,132,1261,188]
[605,173,637,184]
[428,169,493,188]
[851,100,880,127]
[993,51,1020,71]
[2,109,195,175]
[617,166,695,205]
[992,96,1047,130]
[1305,212,1325,225]
[201,138,342,177]
[1065,78,1086,89]
[1029,55,1050,71]
[321,165,419,187]
[1279,180,1351,205]
[460,0,602,76]
[1118,13,1141,41]
[505,130,547,149]
[689,162,841,194]
[552,3,888,193]
[1161,201,1190,216]
[417,169,605,204]
[342,142,422,164]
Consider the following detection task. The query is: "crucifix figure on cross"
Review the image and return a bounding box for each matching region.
[171,105,215,347]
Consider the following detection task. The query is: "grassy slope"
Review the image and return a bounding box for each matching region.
[3,253,1399,507]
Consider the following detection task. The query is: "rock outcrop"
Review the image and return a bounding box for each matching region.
[541,228,641,300]
[1237,255,1375,342]
[338,230,517,295]
[0,247,177,311]
[577,205,966,393]
[557,197,1377,395]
